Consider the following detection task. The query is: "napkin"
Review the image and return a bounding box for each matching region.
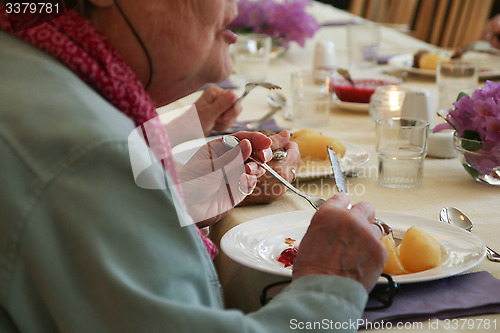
[362,271,500,326]
[210,118,284,136]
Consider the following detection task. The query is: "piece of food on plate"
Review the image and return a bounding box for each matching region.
[412,49,448,70]
[382,233,407,275]
[291,129,345,160]
[398,226,441,273]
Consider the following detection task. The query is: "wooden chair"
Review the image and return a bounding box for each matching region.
[349,0,420,33]
[412,0,494,48]
[350,0,494,48]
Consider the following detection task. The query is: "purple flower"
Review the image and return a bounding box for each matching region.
[434,80,500,145]
[228,0,320,48]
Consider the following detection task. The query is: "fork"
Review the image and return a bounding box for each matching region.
[230,82,282,108]
[222,135,325,210]
[451,34,500,59]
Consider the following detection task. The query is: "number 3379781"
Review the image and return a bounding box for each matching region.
[5,2,60,14]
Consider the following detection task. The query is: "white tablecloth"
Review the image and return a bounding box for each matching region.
[158,2,500,332]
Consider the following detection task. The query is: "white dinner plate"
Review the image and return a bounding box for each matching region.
[331,96,370,113]
[388,53,500,79]
[295,142,369,180]
[220,210,486,284]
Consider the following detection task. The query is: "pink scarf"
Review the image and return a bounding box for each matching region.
[0,9,218,258]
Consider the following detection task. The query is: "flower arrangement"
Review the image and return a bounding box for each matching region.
[228,0,320,48]
[434,80,500,184]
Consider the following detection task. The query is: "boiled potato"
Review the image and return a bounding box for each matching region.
[382,234,407,275]
[418,53,447,70]
[291,129,345,160]
[399,226,441,273]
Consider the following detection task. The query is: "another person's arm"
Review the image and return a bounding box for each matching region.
[195,85,242,136]
[481,14,500,49]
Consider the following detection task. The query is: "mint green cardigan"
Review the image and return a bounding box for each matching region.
[0,31,367,333]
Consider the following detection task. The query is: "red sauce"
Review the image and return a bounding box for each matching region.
[277,247,298,268]
[332,78,398,103]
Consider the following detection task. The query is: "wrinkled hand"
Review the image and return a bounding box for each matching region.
[195,85,242,136]
[239,130,300,205]
[179,132,272,227]
[481,14,500,49]
[292,193,388,292]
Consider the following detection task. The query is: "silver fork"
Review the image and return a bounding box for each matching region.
[222,135,325,210]
[230,82,282,108]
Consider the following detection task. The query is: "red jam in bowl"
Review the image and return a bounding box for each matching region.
[332,78,400,103]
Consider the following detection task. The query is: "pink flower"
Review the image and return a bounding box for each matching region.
[228,0,320,48]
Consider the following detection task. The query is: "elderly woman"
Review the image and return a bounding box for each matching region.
[0,1,387,332]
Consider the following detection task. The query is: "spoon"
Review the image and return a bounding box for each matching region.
[439,207,500,262]
[266,91,287,109]
[337,67,356,86]
[222,135,326,210]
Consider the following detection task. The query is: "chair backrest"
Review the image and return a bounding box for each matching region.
[350,0,494,48]
[349,0,419,33]
[412,0,493,48]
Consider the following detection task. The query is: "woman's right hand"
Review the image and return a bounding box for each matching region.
[481,14,500,49]
[292,193,388,292]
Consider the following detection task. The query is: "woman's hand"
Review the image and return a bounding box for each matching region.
[179,132,272,227]
[481,14,500,49]
[194,85,242,136]
[239,130,301,205]
[293,193,388,292]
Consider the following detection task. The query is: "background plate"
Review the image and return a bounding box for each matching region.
[221,210,486,284]
[388,53,500,79]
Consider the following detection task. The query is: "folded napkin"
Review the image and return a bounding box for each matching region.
[362,271,500,326]
[211,118,284,136]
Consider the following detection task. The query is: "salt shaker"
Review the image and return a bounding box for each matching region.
[313,40,337,71]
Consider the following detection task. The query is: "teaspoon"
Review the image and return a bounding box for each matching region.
[439,207,500,262]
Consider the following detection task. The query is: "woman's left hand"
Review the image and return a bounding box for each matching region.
[194,85,242,136]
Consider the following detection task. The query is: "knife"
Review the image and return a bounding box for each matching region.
[327,146,347,193]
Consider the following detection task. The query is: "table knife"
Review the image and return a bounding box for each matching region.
[327,146,347,193]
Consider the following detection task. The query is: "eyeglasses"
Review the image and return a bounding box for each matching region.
[260,273,398,309]
[365,273,399,310]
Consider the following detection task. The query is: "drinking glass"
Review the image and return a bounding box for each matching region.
[376,118,429,188]
[347,24,380,69]
[291,69,332,128]
[231,33,271,84]
[437,60,479,113]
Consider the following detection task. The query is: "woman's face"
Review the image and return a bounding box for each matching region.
[92,0,238,106]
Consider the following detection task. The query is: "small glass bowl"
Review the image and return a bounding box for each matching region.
[454,133,500,186]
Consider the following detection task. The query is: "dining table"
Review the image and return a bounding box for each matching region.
[158,1,500,332]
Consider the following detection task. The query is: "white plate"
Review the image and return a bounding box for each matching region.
[296,142,369,180]
[388,53,500,79]
[220,210,486,284]
[331,97,370,113]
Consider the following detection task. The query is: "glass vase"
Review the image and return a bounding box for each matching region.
[453,132,500,186]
